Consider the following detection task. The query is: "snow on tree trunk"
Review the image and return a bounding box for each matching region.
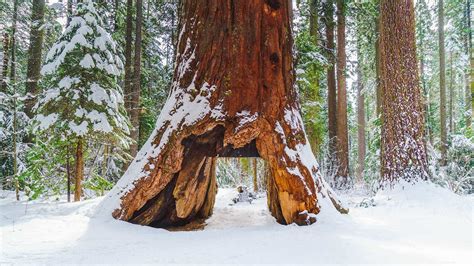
[24,0,45,120]
[1,32,9,93]
[438,0,448,166]
[101,0,347,228]
[379,0,429,185]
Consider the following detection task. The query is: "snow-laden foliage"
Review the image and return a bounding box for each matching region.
[33,0,129,146]
[0,91,30,191]
[428,135,474,194]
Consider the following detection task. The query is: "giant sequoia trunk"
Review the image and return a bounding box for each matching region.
[101,0,347,228]
[380,0,428,185]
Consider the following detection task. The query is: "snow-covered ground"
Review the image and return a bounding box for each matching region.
[1,183,472,264]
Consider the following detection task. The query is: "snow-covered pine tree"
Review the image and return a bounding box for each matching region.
[33,0,130,201]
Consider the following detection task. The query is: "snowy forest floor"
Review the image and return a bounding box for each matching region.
[1,183,472,264]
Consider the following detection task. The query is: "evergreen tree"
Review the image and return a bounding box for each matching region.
[33,0,130,201]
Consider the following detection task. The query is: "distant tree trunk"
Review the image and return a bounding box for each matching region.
[417,0,431,145]
[307,0,320,153]
[324,0,337,159]
[375,8,382,118]
[25,0,46,120]
[67,0,73,26]
[130,0,143,157]
[74,137,84,201]
[13,94,19,200]
[448,52,454,134]
[438,0,447,165]
[465,0,471,128]
[468,0,473,128]
[9,0,18,86]
[9,0,18,198]
[379,0,428,185]
[253,157,258,192]
[104,0,347,228]
[114,0,120,32]
[356,39,365,182]
[309,0,318,38]
[66,145,71,202]
[335,0,349,184]
[0,33,9,93]
[124,0,134,160]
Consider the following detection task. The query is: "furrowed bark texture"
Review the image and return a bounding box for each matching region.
[379,0,428,185]
[105,0,347,228]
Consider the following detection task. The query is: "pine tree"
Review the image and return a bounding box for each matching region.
[33,0,130,201]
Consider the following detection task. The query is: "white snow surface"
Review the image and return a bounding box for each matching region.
[1,183,472,264]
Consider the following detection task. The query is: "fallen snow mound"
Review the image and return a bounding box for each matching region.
[1,183,472,264]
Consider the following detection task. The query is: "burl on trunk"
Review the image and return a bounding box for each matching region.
[101,0,347,228]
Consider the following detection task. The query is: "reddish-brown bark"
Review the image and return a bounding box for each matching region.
[379,0,428,184]
[335,0,349,183]
[105,0,347,228]
[324,0,337,157]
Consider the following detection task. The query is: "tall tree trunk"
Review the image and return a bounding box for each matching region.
[356,39,365,183]
[74,137,84,201]
[417,0,431,145]
[438,0,447,165]
[67,0,73,26]
[102,0,347,228]
[448,52,454,134]
[253,157,258,192]
[0,33,9,93]
[123,0,134,160]
[66,144,71,202]
[324,0,337,160]
[375,9,382,118]
[309,0,318,38]
[307,0,320,153]
[468,0,473,128]
[335,0,349,184]
[465,0,471,128]
[9,0,18,86]
[130,0,143,157]
[25,0,46,120]
[379,0,428,185]
[13,94,19,200]
[114,0,120,32]
[10,0,18,199]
